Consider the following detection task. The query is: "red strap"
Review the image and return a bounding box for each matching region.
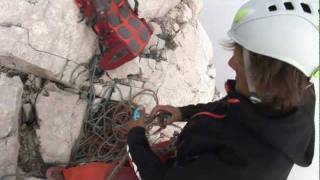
[227,98,240,104]
[63,162,138,180]
[191,112,225,119]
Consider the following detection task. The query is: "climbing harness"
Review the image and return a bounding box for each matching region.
[75,0,153,70]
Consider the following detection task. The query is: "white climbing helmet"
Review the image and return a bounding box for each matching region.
[228,0,319,77]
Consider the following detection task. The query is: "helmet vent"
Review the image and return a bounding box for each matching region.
[268,5,277,11]
[301,3,312,14]
[284,2,294,10]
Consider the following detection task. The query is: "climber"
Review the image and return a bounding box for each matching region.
[46,0,318,179]
[124,0,319,180]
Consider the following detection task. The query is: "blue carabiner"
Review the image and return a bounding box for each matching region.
[133,107,141,121]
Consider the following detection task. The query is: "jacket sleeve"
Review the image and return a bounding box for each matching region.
[178,97,227,120]
[128,127,242,180]
[162,154,244,180]
[127,127,167,180]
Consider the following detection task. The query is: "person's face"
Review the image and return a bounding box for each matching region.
[228,45,250,96]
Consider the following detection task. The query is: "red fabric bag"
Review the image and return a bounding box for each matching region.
[75,0,153,70]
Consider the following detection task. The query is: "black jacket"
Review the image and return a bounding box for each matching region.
[127,80,315,180]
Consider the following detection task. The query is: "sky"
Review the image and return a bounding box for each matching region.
[199,0,245,93]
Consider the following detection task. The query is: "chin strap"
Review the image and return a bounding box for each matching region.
[242,48,262,104]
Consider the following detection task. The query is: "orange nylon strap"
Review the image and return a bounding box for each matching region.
[63,162,138,180]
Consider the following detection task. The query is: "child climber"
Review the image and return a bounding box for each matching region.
[47,0,319,179]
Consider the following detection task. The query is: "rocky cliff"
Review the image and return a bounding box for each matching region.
[0,0,216,179]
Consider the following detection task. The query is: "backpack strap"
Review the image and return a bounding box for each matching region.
[191,112,226,119]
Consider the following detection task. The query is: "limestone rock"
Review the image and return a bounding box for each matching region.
[92,0,214,112]
[166,2,193,25]
[162,20,214,106]
[22,103,34,124]
[95,20,214,112]
[142,31,166,60]
[176,3,193,24]
[107,57,141,80]
[36,84,87,163]
[145,33,165,52]
[0,0,216,175]
[61,61,89,88]
[141,20,215,108]
[0,74,23,177]
[0,135,20,179]
[149,22,162,35]
[183,0,204,16]
[136,0,181,19]
[0,75,23,138]
[0,0,96,86]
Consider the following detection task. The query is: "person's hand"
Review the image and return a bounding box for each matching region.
[116,106,145,135]
[150,105,183,128]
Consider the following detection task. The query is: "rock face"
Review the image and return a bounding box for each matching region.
[0,0,215,112]
[136,0,181,19]
[0,74,23,177]
[36,83,87,163]
[0,0,96,87]
[102,0,215,112]
[0,0,216,175]
[154,21,215,107]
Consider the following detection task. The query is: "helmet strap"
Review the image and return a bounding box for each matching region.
[242,48,262,104]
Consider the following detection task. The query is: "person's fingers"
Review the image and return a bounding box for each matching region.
[157,114,166,127]
[150,106,164,117]
[164,108,181,125]
[157,113,171,128]
[165,116,176,127]
[150,106,157,115]
[166,106,177,115]
[165,118,175,125]
[150,106,182,128]
[139,106,146,122]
